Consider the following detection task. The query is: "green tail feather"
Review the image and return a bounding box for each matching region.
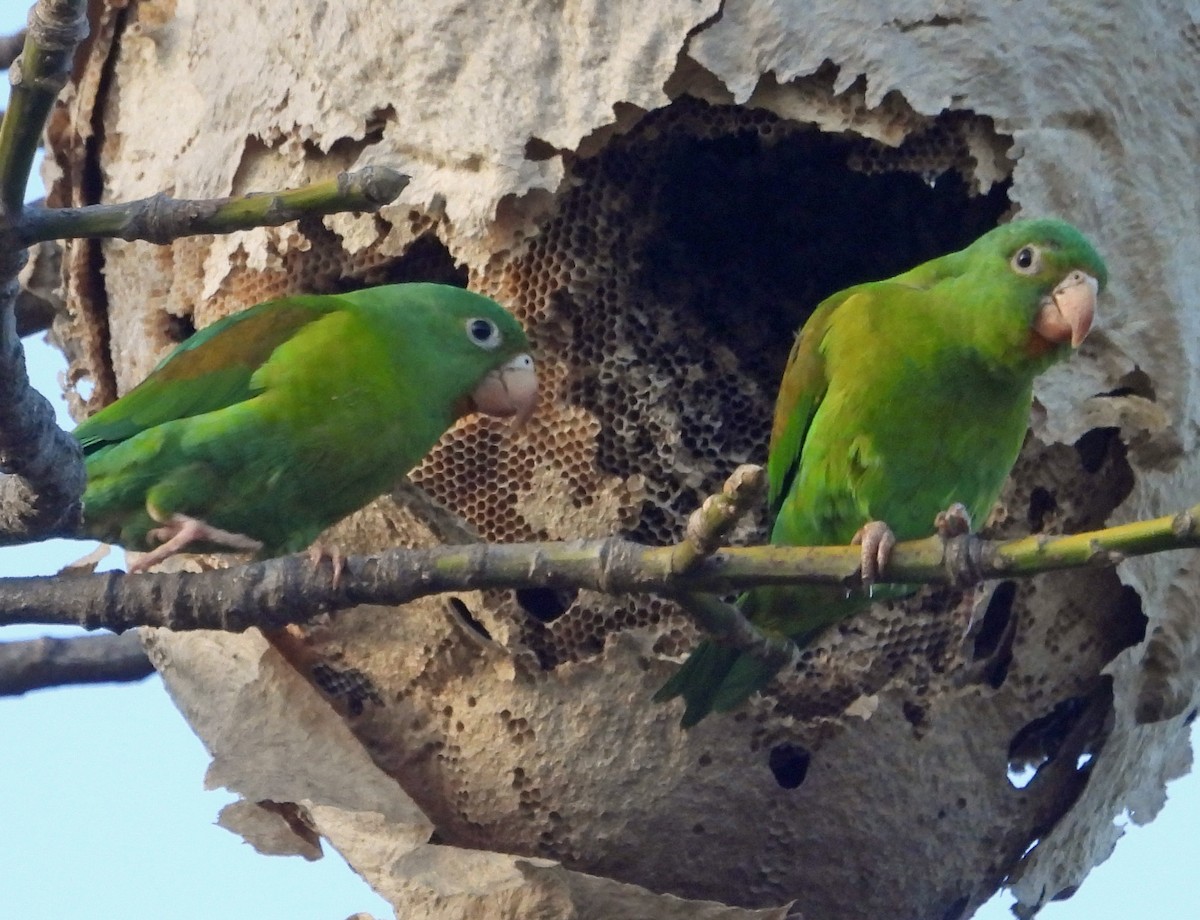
[654,640,785,728]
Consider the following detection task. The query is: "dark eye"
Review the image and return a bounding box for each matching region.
[466,317,502,350]
[1011,245,1041,274]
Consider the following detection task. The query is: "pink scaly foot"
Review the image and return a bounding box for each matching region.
[851,519,896,586]
[128,509,263,573]
[307,542,346,588]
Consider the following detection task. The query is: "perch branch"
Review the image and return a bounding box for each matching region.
[0,267,85,540]
[4,497,1200,636]
[16,166,410,245]
[0,0,89,216]
[0,631,153,696]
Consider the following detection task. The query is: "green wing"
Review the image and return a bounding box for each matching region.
[764,290,848,520]
[74,296,341,453]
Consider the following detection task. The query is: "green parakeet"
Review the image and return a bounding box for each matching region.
[656,218,1106,727]
[75,283,537,571]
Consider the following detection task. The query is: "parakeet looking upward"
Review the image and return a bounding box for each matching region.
[656,218,1106,727]
[75,283,537,571]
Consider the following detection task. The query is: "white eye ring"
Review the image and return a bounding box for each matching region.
[466,317,502,350]
[1011,245,1042,275]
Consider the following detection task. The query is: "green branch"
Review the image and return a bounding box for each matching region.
[16,166,410,245]
[2,493,1197,636]
[0,0,88,217]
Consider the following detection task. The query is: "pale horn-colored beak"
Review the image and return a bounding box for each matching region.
[1033,270,1099,348]
[468,353,538,427]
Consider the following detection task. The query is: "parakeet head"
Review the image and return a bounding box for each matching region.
[355,283,538,426]
[914,218,1106,377]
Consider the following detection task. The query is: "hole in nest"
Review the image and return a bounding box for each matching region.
[448,597,492,640]
[549,96,1013,548]
[1096,367,1156,401]
[525,136,559,161]
[161,312,196,343]
[1027,486,1057,533]
[639,103,1012,391]
[902,700,926,728]
[940,895,970,920]
[1074,426,1120,474]
[516,587,578,623]
[339,232,469,290]
[767,742,811,789]
[1007,696,1089,786]
[1114,584,1149,647]
[1006,679,1114,790]
[972,580,1017,687]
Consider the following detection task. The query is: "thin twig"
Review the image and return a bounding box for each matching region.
[16,166,410,245]
[0,1,89,216]
[669,463,765,573]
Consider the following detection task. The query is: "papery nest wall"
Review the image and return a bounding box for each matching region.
[43,2,1200,919]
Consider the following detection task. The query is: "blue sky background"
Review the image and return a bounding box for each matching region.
[0,2,1196,917]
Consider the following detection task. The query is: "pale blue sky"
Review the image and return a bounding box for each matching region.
[0,2,1196,918]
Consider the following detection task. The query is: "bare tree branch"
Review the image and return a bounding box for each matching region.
[0,0,89,216]
[0,630,153,696]
[0,268,85,542]
[0,3,90,542]
[16,166,410,245]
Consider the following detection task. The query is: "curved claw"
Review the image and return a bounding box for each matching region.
[934,502,973,540]
[851,520,896,585]
[130,510,262,573]
[307,542,346,588]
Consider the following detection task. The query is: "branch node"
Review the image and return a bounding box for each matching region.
[1172,510,1194,539]
[943,533,986,587]
[672,464,765,574]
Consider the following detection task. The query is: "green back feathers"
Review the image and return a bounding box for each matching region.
[75,283,532,556]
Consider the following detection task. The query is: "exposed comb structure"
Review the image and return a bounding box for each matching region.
[49,4,1200,916]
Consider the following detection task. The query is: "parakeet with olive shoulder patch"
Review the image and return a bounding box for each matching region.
[75,283,537,571]
[656,219,1106,727]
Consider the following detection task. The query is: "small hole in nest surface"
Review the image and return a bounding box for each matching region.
[767,742,811,789]
[1074,426,1120,474]
[1052,885,1080,903]
[972,580,1017,687]
[162,312,196,343]
[448,597,492,640]
[1026,487,1057,533]
[516,587,578,623]
[525,136,559,161]
[902,700,926,728]
[940,895,970,920]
